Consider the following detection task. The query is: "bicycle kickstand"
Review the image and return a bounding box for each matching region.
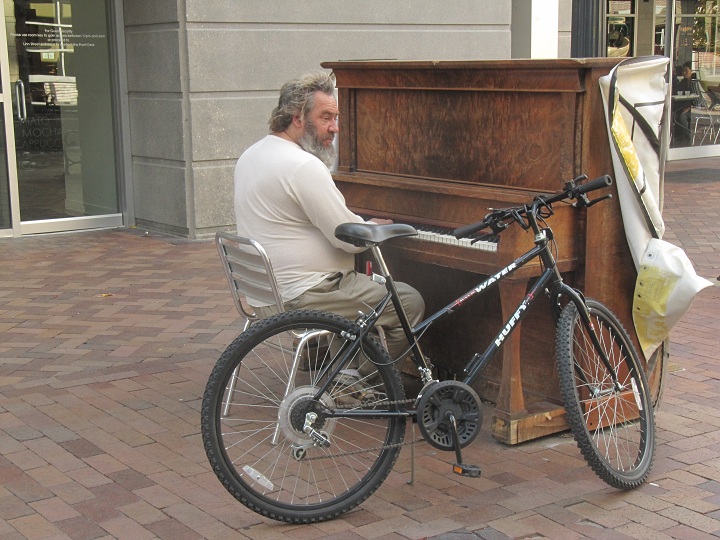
[447,413,481,478]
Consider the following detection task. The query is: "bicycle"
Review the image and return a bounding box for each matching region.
[201,174,655,523]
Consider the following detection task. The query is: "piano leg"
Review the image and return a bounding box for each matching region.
[491,279,528,443]
[490,279,570,445]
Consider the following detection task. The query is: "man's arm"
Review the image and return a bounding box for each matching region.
[290,159,371,252]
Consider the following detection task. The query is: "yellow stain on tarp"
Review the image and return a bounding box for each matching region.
[633,263,676,357]
[611,108,641,181]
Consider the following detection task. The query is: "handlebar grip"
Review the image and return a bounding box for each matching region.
[453,221,486,239]
[576,175,613,195]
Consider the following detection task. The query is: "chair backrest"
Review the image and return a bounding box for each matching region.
[708,87,720,110]
[215,231,285,321]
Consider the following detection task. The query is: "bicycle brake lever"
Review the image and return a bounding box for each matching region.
[488,220,509,235]
[584,194,613,208]
[469,232,497,245]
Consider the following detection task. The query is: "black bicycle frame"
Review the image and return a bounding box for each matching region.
[401,232,578,388]
[319,224,617,418]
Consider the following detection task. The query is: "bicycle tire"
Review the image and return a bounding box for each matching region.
[201,310,406,523]
[556,299,655,489]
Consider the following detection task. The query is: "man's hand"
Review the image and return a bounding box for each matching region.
[369,217,393,225]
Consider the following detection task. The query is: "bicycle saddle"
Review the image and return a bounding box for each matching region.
[334,222,418,247]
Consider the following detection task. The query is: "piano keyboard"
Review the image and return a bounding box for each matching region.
[358,216,498,252]
[411,224,498,252]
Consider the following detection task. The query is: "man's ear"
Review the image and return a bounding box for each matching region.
[291,114,304,129]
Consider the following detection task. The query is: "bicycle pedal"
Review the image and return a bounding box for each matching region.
[452,463,481,478]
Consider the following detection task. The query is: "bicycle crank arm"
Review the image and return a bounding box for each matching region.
[448,413,481,478]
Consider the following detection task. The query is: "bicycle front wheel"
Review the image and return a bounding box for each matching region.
[201,310,406,523]
[556,299,655,489]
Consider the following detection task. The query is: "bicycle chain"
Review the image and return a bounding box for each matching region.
[304,397,425,461]
[304,434,425,461]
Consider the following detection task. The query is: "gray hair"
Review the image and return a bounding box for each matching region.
[269,71,335,132]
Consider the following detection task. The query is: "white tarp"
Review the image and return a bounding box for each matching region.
[599,56,712,359]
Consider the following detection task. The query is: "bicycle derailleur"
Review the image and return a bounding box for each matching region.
[415,380,483,477]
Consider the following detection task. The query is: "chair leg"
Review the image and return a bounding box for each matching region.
[222,318,253,417]
[270,329,331,445]
[376,326,388,351]
[693,120,712,146]
[407,421,416,485]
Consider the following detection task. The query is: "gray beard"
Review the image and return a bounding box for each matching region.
[298,128,337,169]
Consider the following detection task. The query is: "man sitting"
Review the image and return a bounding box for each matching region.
[233,71,425,362]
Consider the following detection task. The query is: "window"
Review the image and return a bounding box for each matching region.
[607,1,636,57]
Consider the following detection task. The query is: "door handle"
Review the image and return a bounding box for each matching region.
[14,79,27,123]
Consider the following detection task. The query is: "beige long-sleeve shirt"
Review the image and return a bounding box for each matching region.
[234,135,366,306]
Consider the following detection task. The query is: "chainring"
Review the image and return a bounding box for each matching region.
[416,380,483,451]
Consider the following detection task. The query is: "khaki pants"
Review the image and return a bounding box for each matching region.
[258,270,425,361]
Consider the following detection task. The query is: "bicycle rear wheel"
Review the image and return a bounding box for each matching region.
[556,299,655,489]
[201,310,406,523]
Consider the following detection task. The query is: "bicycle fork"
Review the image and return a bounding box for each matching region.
[556,285,625,394]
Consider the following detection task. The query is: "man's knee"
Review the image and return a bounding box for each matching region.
[256,304,280,319]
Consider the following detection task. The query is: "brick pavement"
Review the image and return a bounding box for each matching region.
[0,159,719,540]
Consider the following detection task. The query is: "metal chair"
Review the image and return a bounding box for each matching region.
[215,231,409,476]
[690,79,720,145]
[215,231,388,420]
[216,231,328,418]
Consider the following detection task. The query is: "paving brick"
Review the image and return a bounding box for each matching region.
[657,505,720,534]
[59,439,104,460]
[161,502,247,540]
[23,436,87,473]
[119,500,167,526]
[48,482,96,506]
[7,513,66,540]
[98,516,156,540]
[0,495,34,521]
[4,449,48,472]
[28,497,81,523]
[144,518,204,540]
[4,472,55,503]
[132,484,184,510]
[82,453,127,475]
[54,515,107,540]
[65,466,113,489]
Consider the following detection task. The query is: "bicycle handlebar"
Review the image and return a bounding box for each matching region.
[452,174,613,240]
[575,174,613,196]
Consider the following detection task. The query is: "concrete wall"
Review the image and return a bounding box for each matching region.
[511,0,572,59]
[558,0,573,57]
[123,0,513,238]
[636,0,658,56]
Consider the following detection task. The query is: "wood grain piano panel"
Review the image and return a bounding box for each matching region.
[323,58,666,444]
[353,89,577,188]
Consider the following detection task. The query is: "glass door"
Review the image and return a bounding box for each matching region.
[2,0,121,235]
[0,87,15,234]
[668,0,720,159]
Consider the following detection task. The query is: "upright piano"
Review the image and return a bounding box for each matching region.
[322,58,666,444]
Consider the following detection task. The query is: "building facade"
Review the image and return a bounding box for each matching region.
[0,1,716,239]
